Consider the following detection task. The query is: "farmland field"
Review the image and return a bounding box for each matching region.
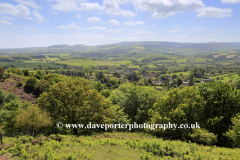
[0,62,63,69]
[57,59,97,66]
[94,60,119,66]
[114,60,132,64]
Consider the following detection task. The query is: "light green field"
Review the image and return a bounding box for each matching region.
[210,73,239,82]
[114,60,132,64]
[94,60,119,66]
[58,59,97,66]
[46,56,60,61]
[0,61,62,68]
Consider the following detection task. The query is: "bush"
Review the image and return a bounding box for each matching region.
[190,129,217,146]
[19,135,34,144]
[16,82,23,87]
[25,77,37,89]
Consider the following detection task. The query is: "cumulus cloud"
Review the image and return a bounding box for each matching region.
[103,0,135,17]
[52,0,84,12]
[14,0,41,9]
[1,16,16,20]
[58,22,80,29]
[80,3,104,10]
[0,3,31,17]
[165,30,179,33]
[84,26,106,30]
[76,14,81,18]
[123,20,145,26]
[106,29,123,33]
[32,10,45,23]
[108,19,120,25]
[131,0,204,18]
[0,19,12,25]
[88,17,101,23]
[190,27,205,29]
[221,0,240,4]
[196,7,232,18]
[25,16,32,20]
[136,30,157,35]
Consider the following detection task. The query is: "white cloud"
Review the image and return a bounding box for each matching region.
[131,0,204,18]
[25,16,32,20]
[52,0,84,12]
[23,26,30,29]
[165,30,179,33]
[190,27,205,29]
[84,26,106,30]
[124,21,145,26]
[221,0,240,4]
[136,30,157,35]
[76,14,81,18]
[152,24,156,26]
[58,22,80,29]
[106,29,123,33]
[1,16,16,20]
[176,25,181,27]
[0,19,12,25]
[196,7,232,18]
[32,10,45,23]
[0,3,31,17]
[80,2,104,10]
[108,19,119,25]
[14,0,41,9]
[88,17,101,23]
[103,1,135,17]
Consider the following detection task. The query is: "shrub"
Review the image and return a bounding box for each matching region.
[25,77,37,88]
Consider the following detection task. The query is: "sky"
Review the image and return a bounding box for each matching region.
[0,0,240,48]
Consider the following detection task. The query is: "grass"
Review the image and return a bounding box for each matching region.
[57,59,97,66]
[114,60,132,65]
[0,62,63,69]
[94,60,119,66]
[1,132,240,160]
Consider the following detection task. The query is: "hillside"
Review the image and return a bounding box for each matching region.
[1,42,240,58]
[0,133,240,159]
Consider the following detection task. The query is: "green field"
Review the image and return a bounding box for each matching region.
[114,60,132,64]
[0,62,63,69]
[57,59,97,66]
[94,60,119,66]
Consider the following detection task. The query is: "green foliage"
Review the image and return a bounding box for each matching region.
[37,79,115,135]
[0,66,5,81]
[1,133,240,160]
[109,84,162,124]
[25,77,37,89]
[198,81,240,146]
[224,113,240,148]
[15,105,52,134]
[149,86,206,142]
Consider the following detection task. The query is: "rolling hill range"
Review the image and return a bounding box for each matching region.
[1,42,240,58]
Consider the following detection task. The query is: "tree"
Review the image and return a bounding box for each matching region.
[109,84,162,124]
[22,69,29,76]
[224,113,240,148]
[177,78,183,87]
[0,66,5,81]
[37,79,114,135]
[15,105,52,135]
[198,82,240,146]
[25,77,37,90]
[188,74,194,86]
[149,87,207,142]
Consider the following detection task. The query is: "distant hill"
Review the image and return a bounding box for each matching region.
[1,41,240,57]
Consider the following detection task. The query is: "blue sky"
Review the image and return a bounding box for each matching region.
[0,0,240,48]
